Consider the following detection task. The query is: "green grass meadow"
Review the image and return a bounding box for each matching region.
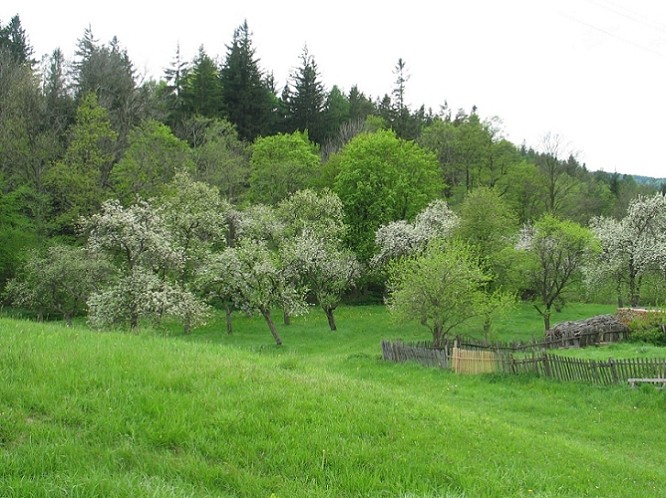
[1,304,665,497]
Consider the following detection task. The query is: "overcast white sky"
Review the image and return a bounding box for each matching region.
[4,0,666,178]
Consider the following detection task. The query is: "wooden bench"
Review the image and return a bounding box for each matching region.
[628,378,666,389]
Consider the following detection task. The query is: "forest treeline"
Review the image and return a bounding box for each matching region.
[0,15,661,302]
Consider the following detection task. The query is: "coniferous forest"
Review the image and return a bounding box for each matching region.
[2,14,665,333]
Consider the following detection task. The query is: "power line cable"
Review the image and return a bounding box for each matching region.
[585,0,666,36]
[560,11,666,59]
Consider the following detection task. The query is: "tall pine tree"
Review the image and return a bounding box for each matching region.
[161,43,189,134]
[284,45,326,143]
[72,28,142,144]
[0,15,34,65]
[181,46,223,119]
[220,21,273,142]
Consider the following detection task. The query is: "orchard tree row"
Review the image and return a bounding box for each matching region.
[7,169,666,345]
[3,15,666,342]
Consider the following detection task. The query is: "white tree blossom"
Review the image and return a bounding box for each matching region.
[215,240,307,346]
[193,249,244,335]
[514,222,535,251]
[158,171,231,282]
[281,230,361,330]
[235,203,285,246]
[372,199,459,266]
[588,193,666,307]
[82,199,184,272]
[83,198,209,332]
[87,267,209,331]
[277,188,347,242]
[4,245,115,326]
[277,189,359,329]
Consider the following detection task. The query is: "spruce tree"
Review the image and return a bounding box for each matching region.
[162,43,189,133]
[284,46,326,143]
[220,20,273,142]
[0,15,34,65]
[181,46,223,119]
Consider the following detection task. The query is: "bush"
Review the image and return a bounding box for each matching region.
[628,311,666,346]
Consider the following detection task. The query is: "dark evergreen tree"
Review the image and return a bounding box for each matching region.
[262,71,285,135]
[42,48,75,143]
[387,58,420,139]
[220,20,273,142]
[161,43,189,134]
[0,15,34,65]
[181,45,223,119]
[284,45,326,143]
[72,28,143,145]
[321,85,350,142]
[348,85,376,122]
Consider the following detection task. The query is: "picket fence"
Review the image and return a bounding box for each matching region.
[380,339,666,385]
[505,353,666,385]
[381,340,451,369]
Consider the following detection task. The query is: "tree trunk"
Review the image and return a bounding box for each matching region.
[483,316,491,341]
[65,313,73,327]
[225,304,233,335]
[283,310,291,326]
[324,307,337,331]
[628,260,640,307]
[262,308,282,346]
[543,306,551,331]
[432,324,444,348]
[183,316,191,335]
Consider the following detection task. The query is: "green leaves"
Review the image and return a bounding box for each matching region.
[111,119,193,202]
[44,93,117,235]
[333,130,442,261]
[387,240,492,346]
[248,131,320,205]
[523,214,597,329]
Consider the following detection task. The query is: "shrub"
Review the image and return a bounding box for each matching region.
[627,310,666,346]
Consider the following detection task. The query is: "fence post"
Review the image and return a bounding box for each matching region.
[542,353,551,378]
[608,358,619,384]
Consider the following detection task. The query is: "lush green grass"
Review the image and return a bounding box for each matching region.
[1,304,665,497]
[553,342,666,360]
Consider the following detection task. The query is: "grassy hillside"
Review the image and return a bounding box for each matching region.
[1,304,665,497]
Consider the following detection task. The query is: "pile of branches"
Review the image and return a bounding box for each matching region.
[545,314,629,348]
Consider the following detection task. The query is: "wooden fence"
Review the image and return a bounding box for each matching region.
[453,327,629,352]
[381,340,451,369]
[451,347,501,374]
[503,354,666,385]
[381,339,666,385]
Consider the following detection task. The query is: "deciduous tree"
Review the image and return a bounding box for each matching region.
[248,131,320,204]
[521,215,597,330]
[44,92,117,235]
[216,240,307,345]
[333,130,443,261]
[588,193,666,307]
[191,118,250,204]
[111,119,193,202]
[4,245,114,325]
[278,189,360,330]
[83,199,208,332]
[387,240,496,347]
